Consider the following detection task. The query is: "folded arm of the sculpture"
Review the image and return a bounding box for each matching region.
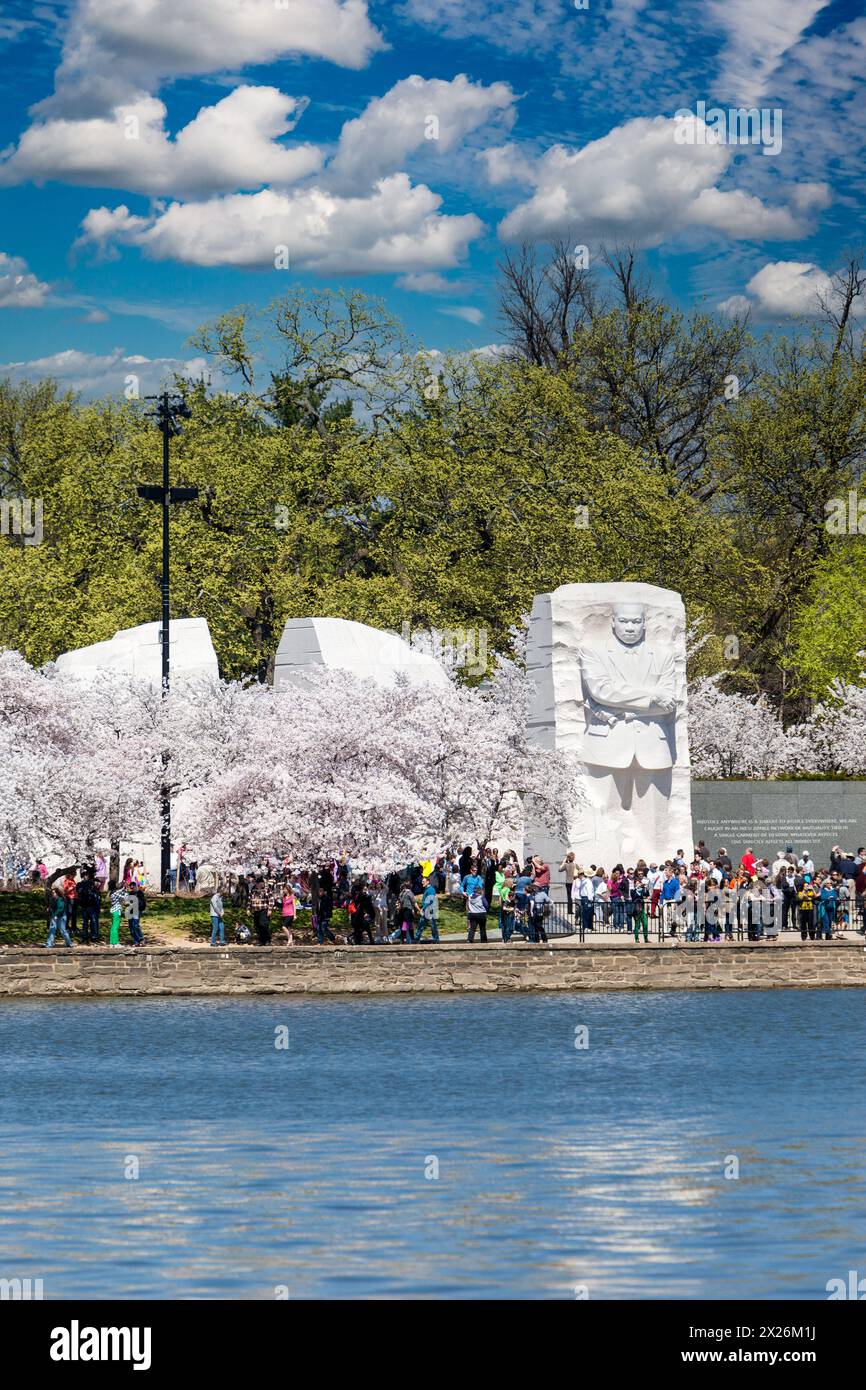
[579,647,677,719]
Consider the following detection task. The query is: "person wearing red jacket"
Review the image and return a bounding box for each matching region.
[531,855,551,891]
[61,872,79,942]
[529,856,551,943]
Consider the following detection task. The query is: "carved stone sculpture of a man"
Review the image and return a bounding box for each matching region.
[578,602,678,858]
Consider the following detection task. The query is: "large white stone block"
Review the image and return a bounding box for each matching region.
[525,582,693,876]
[54,618,218,686]
[273,616,450,690]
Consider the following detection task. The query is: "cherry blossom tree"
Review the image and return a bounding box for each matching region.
[176,671,439,870]
[0,652,161,875]
[168,655,583,868]
[688,666,866,779]
[401,650,581,852]
[787,679,866,777]
[687,675,807,779]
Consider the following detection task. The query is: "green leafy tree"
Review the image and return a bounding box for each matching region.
[498,243,755,499]
[715,255,866,710]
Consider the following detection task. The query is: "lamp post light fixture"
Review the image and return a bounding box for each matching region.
[137,391,198,893]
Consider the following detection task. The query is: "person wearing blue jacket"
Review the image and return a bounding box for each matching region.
[460,865,484,897]
[660,866,682,938]
[818,879,837,940]
[414,878,440,942]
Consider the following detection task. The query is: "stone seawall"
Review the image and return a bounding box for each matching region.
[1,942,865,997]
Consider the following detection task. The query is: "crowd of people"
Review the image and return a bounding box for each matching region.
[558,843,866,941]
[25,837,866,949]
[12,847,199,893]
[31,849,210,949]
[44,862,149,949]
[218,858,446,946]
[215,848,556,947]
[220,840,866,947]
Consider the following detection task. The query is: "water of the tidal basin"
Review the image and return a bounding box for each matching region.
[1,988,864,1300]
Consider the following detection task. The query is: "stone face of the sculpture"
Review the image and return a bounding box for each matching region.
[54,618,218,687]
[273,616,450,691]
[525,582,693,876]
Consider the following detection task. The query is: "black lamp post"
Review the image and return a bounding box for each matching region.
[137,392,198,892]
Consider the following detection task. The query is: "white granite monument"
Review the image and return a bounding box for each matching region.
[525,582,693,874]
[273,616,450,691]
[55,618,218,686]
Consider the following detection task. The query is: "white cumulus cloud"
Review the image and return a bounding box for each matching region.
[76,175,484,273]
[719,260,842,319]
[329,73,516,191]
[499,115,829,247]
[0,346,219,396]
[1,87,322,197]
[0,251,51,308]
[40,0,385,115]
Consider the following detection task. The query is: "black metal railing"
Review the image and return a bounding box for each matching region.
[488,893,866,944]
[559,897,866,943]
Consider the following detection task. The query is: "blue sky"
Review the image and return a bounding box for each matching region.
[0,0,863,397]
